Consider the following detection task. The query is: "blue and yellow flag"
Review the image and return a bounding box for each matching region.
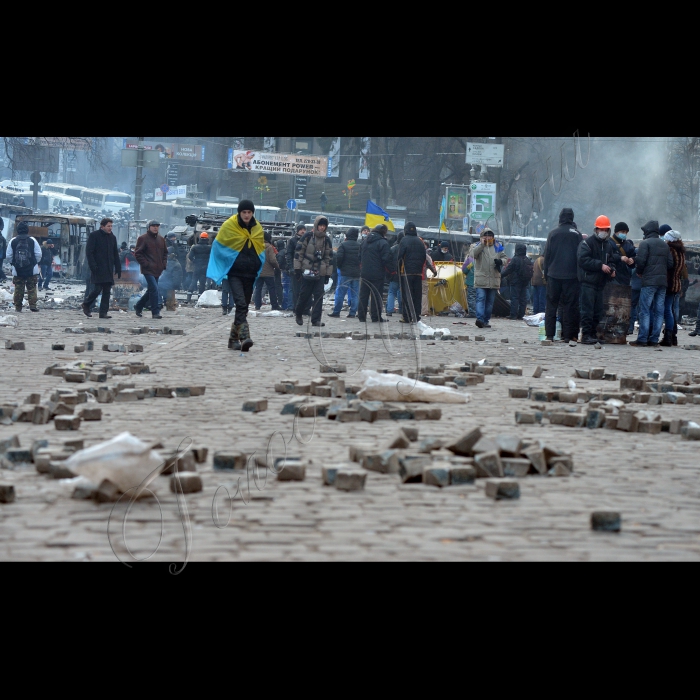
[365,200,395,232]
[206,214,266,285]
[439,195,448,233]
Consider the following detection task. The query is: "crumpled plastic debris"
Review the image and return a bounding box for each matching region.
[261,310,291,317]
[0,315,19,327]
[195,290,222,307]
[64,432,164,494]
[523,312,546,327]
[357,370,469,404]
[416,320,451,337]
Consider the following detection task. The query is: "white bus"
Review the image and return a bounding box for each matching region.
[80,188,132,212]
[42,183,90,200]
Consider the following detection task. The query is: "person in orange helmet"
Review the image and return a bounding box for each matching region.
[576,214,621,344]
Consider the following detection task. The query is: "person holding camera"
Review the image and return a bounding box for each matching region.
[294,215,333,327]
[468,228,508,328]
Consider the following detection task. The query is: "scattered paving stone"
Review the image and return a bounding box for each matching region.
[385,429,411,449]
[637,420,662,434]
[574,369,590,379]
[72,481,98,500]
[541,340,552,346]
[320,364,346,373]
[338,409,362,422]
[475,335,485,341]
[591,511,621,532]
[170,472,203,494]
[213,452,247,471]
[78,407,102,421]
[474,451,505,478]
[85,341,94,351]
[397,455,431,483]
[89,371,108,382]
[423,465,451,487]
[103,344,127,352]
[51,343,65,351]
[4,448,33,463]
[616,410,639,433]
[55,415,81,431]
[419,437,445,453]
[322,465,344,486]
[48,461,76,479]
[23,393,41,405]
[5,341,25,350]
[509,388,529,399]
[586,409,606,429]
[0,485,16,503]
[589,368,605,380]
[502,458,531,477]
[243,399,267,412]
[94,479,121,503]
[277,460,306,481]
[604,415,619,430]
[663,392,686,404]
[450,465,476,485]
[495,435,524,457]
[334,469,366,491]
[532,366,544,378]
[446,427,482,456]
[594,342,602,349]
[681,426,700,441]
[74,345,85,353]
[64,371,87,383]
[485,480,520,500]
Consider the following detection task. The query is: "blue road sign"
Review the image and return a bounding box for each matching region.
[160,184,169,193]
[286,199,297,210]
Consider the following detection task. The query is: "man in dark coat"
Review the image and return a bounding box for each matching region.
[328,227,361,318]
[286,223,307,312]
[543,208,583,342]
[630,220,674,347]
[358,224,394,323]
[134,220,168,319]
[432,241,454,262]
[82,217,121,319]
[577,219,620,344]
[386,231,403,316]
[396,221,426,324]
[501,243,533,320]
[610,222,636,286]
[187,231,212,297]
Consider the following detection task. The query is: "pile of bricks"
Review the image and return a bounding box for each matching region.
[45,360,153,381]
[1,390,103,428]
[348,425,573,491]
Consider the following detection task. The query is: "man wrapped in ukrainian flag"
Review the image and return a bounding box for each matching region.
[206,200,265,351]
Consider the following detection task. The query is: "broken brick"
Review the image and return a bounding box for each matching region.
[170,472,203,494]
[242,399,268,412]
[485,480,520,500]
[591,511,621,532]
[55,415,81,431]
[334,470,366,491]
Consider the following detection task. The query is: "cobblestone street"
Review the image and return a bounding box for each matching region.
[1,298,700,563]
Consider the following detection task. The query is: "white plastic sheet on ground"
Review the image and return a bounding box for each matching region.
[64,432,164,494]
[195,290,222,307]
[260,310,291,317]
[0,289,13,302]
[523,312,545,326]
[0,315,18,327]
[357,370,469,404]
[416,320,452,337]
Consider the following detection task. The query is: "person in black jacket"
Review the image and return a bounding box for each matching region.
[82,217,121,319]
[610,222,636,286]
[329,227,360,317]
[432,241,454,263]
[187,232,212,296]
[358,224,394,323]
[501,243,532,320]
[0,217,6,281]
[287,223,306,311]
[543,208,583,342]
[577,219,620,344]
[396,221,426,324]
[630,220,674,347]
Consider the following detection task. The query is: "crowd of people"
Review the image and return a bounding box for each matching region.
[6,201,699,351]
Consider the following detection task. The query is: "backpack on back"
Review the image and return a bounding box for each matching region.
[12,236,35,277]
[520,255,534,284]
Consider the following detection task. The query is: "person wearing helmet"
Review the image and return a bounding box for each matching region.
[576,215,620,344]
[187,231,212,299]
[133,220,168,319]
[630,221,674,347]
[544,208,583,342]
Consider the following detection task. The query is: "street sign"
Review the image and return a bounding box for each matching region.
[286,199,297,210]
[160,184,169,193]
[294,176,309,201]
[466,142,504,166]
[470,182,497,221]
[120,149,160,168]
[295,199,306,204]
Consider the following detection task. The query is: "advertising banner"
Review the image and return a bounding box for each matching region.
[445,186,469,220]
[227,150,328,177]
[122,140,205,161]
[359,137,371,179]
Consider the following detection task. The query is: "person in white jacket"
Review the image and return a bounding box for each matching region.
[7,221,42,312]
